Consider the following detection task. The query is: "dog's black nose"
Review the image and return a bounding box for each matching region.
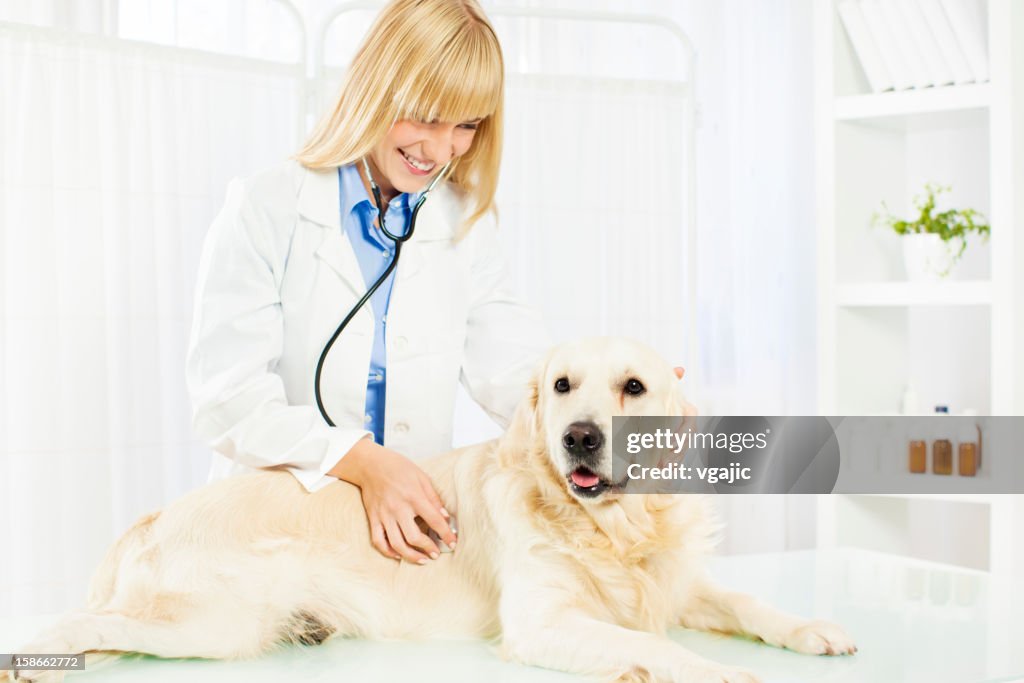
[562,421,604,457]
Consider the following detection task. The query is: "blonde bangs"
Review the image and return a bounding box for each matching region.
[393,23,503,125]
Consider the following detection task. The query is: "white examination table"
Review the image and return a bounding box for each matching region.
[3,549,1021,683]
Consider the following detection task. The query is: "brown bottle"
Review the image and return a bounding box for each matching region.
[909,440,927,473]
[932,405,952,475]
[933,439,953,475]
[958,410,980,477]
[958,442,978,477]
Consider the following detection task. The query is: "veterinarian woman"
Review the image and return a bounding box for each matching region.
[186,0,548,566]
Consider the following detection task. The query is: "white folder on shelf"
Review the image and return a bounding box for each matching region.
[938,0,989,83]
[878,0,931,88]
[917,0,976,84]
[837,0,893,92]
[858,0,916,91]
[898,0,954,87]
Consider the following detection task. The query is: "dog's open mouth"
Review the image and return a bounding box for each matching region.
[567,467,624,498]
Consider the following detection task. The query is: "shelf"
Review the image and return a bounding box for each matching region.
[834,83,991,121]
[853,492,995,504]
[835,281,992,307]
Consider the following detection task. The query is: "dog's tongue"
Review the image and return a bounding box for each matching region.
[571,469,600,488]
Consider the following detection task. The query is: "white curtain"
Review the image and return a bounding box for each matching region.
[693,0,818,417]
[471,0,820,417]
[672,0,819,553]
[0,21,303,616]
[498,72,691,361]
[0,0,116,34]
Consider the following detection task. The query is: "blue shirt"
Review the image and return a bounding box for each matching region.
[337,163,424,445]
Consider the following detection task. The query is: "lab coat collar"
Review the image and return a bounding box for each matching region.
[296,163,459,242]
[296,164,458,295]
[296,164,342,231]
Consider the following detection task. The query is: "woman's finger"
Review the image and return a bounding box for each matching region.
[419,477,448,516]
[414,495,457,549]
[385,516,430,564]
[368,515,399,560]
[397,512,441,560]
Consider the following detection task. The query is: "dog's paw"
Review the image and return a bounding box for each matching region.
[608,665,653,683]
[10,669,66,683]
[783,619,857,656]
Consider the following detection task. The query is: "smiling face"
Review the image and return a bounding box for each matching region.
[533,338,689,503]
[365,118,481,200]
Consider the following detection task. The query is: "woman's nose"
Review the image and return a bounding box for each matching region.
[422,125,457,163]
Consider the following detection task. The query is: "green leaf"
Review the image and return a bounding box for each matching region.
[870,183,989,268]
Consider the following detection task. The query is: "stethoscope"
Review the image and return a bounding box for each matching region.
[314,156,453,427]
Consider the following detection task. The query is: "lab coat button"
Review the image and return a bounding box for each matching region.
[395,422,409,433]
[363,414,372,423]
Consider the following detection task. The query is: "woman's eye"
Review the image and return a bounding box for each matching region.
[624,379,645,396]
[554,377,570,393]
[458,123,479,130]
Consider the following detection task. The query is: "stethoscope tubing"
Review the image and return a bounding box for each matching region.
[314,158,451,427]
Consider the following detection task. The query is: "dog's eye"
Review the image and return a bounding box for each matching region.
[554,377,570,393]
[624,379,645,396]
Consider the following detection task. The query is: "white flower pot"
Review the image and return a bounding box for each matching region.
[902,233,958,281]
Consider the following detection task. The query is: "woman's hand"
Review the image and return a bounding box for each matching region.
[329,438,457,564]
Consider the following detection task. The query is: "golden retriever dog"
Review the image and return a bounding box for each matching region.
[10,337,855,682]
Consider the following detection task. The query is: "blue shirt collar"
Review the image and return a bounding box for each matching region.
[339,162,425,221]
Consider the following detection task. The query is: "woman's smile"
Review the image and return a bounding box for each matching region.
[398,147,436,175]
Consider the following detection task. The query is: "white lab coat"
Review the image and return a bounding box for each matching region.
[186,160,549,493]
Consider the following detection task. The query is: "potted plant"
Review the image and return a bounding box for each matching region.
[872,183,990,281]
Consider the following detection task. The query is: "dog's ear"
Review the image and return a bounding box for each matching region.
[665,374,699,419]
[497,357,546,466]
[660,377,699,466]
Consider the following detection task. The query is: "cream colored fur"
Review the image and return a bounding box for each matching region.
[10,337,854,683]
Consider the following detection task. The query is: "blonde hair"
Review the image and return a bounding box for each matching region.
[295,0,504,236]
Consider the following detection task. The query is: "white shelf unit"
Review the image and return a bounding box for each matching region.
[815,0,1024,417]
[834,82,991,120]
[834,280,992,307]
[813,0,1024,576]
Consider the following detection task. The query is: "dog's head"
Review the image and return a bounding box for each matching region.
[506,337,696,504]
